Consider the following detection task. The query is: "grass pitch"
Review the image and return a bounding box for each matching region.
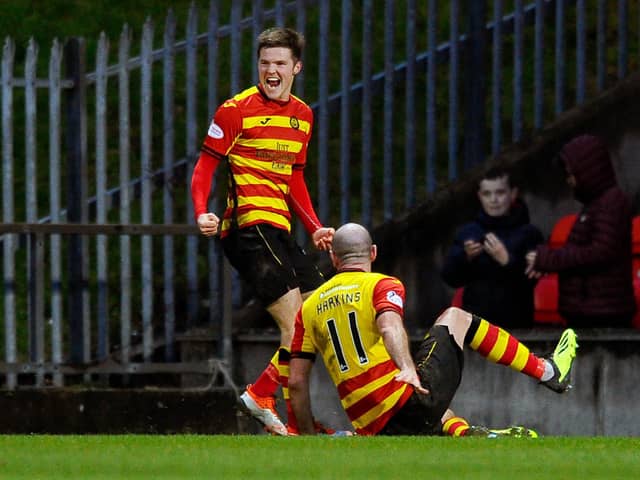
[0,435,638,479]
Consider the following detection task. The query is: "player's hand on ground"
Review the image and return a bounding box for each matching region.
[483,233,509,266]
[395,368,429,395]
[313,227,335,251]
[197,212,220,237]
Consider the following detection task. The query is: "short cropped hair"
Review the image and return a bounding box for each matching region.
[333,223,372,263]
[480,166,513,189]
[257,27,305,61]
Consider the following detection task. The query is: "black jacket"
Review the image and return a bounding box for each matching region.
[442,200,544,328]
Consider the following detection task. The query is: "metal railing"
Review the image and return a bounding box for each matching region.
[1,0,637,389]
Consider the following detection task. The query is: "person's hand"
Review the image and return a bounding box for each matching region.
[483,233,509,266]
[463,239,483,260]
[525,250,537,266]
[197,212,220,237]
[394,368,429,395]
[525,267,543,279]
[525,250,542,279]
[312,227,335,251]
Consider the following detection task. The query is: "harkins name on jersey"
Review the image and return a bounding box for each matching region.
[315,290,362,315]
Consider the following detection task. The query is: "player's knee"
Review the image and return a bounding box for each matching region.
[436,306,464,325]
[435,307,473,342]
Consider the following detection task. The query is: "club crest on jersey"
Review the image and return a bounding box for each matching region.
[208,121,224,139]
[290,116,299,129]
[387,290,403,308]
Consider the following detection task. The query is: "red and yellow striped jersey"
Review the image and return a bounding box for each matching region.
[291,270,413,435]
[201,86,313,236]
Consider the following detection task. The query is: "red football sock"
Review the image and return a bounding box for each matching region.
[465,315,546,380]
[443,416,470,437]
[249,350,280,397]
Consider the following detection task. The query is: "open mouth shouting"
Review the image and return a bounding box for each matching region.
[265,76,281,90]
[258,47,300,101]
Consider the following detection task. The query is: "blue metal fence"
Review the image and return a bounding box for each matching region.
[0,0,638,389]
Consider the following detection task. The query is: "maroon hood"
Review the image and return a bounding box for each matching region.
[559,134,617,203]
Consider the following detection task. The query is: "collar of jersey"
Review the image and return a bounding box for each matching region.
[337,267,367,273]
[256,83,291,106]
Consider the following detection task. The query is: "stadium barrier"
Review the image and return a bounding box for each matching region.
[2,1,639,392]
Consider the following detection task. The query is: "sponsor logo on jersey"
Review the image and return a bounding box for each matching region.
[386,290,403,308]
[208,121,224,139]
[260,117,271,125]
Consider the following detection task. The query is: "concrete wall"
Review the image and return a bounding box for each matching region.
[1,331,638,436]
[452,330,640,436]
[0,389,239,434]
[235,329,640,436]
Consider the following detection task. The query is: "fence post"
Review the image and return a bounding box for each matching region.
[64,37,89,365]
[25,38,45,386]
[2,37,17,389]
[185,8,198,329]
[163,10,177,361]
[95,32,110,361]
[49,38,64,386]
[463,0,487,169]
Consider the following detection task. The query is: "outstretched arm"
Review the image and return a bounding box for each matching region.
[289,168,334,250]
[534,201,628,273]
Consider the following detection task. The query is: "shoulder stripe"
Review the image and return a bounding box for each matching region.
[232,86,259,102]
[290,93,310,108]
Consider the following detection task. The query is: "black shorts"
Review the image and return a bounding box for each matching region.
[221,224,325,306]
[379,325,464,436]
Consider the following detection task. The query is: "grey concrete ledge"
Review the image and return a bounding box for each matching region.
[0,389,240,434]
[236,327,640,343]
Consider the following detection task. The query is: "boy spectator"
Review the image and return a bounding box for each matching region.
[442,167,543,328]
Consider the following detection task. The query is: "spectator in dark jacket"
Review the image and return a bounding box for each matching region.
[526,134,636,328]
[442,167,544,328]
